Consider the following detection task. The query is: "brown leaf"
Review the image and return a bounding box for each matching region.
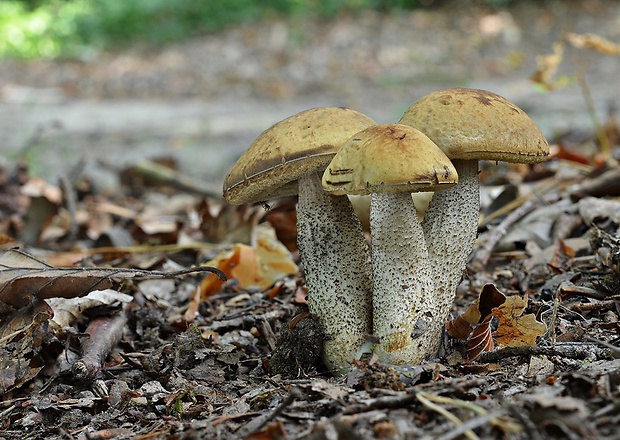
[446,283,506,340]
[0,298,52,394]
[530,41,572,90]
[565,32,620,55]
[492,295,547,347]
[262,198,298,252]
[200,228,297,297]
[0,249,225,310]
[466,314,494,360]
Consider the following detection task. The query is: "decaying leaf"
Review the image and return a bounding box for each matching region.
[0,249,225,310]
[446,283,507,340]
[466,314,494,360]
[565,32,620,55]
[46,289,133,333]
[530,41,572,90]
[0,298,53,394]
[448,284,546,358]
[492,295,547,347]
[200,227,298,297]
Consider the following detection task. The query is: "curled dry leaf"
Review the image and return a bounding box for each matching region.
[466,314,495,360]
[530,41,572,90]
[200,228,298,297]
[0,298,53,394]
[492,295,547,347]
[46,289,133,334]
[565,32,620,55]
[446,283,507,340]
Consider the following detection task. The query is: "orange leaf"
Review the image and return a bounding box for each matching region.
[200,230,298,298]
[492,295,547,347]
[446,283,506,340]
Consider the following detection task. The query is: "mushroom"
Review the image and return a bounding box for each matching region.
[223,107,376,373]
[399,88,549,327]
[322,123,458,365]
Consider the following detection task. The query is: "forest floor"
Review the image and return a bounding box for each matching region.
[1,1,620,439]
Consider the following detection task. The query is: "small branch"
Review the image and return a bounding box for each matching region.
[131,160,222,198]
[417,392,479,440]
[59,175,78,245]
[569,300,619,312]
[437,410,505,440]
[582,335,620,356]
[341,392,418,415]
[238,387,304,436]
[72,312,127,381]
[478,343,613,363]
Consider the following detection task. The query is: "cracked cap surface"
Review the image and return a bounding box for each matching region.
[322,123,458,195]
[223,107,376,204]
[399,88,549,163]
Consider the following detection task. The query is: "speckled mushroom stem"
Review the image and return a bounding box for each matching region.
[296,172,373,374]
[422,159,480,324]
[371,192,440,365]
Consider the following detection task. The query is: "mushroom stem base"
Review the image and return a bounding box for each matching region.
[297,172,373,374]
[371,192,439,365]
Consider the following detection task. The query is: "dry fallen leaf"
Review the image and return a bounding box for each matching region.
[466,314,494,360]
[492,295,547,347]
[446,283,507,340]
[0,249,224,310]
[200,226,298,297]
[46,289,133,333]
[530,41,572,90]
[565,32,620,55]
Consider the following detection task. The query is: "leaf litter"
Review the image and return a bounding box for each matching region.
[1,41,620,440]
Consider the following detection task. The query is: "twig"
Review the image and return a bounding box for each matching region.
[437,410,505,440]
[575,69,610,157]
[569,300,620,312]
[131,160,222,198]
[59,175,78,245]
[478,178,559,228]
[238,387,304,436]
[72,311,127,381]
[478,343,613,363]
[341,391,418,415]
[0,405,16,421]
[416,392,479,440]
[582,335,620,356]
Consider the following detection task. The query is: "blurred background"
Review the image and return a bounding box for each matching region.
[0,0,619,191]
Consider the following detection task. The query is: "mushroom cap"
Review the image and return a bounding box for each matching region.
[399,88,549,163]
[223,107,376,204]
[322,123,458,196]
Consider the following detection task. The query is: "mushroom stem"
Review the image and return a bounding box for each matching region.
[296,172,373,374]
[422,159,480,323]
[371,192,439,365]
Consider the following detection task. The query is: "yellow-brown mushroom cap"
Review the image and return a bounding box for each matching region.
[322,124,458,196]
[399,88,549,163]
[223,107,376,204]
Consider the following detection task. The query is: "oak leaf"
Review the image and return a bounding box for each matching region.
[492,295,547,347]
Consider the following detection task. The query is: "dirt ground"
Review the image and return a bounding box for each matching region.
[1,1,620,439]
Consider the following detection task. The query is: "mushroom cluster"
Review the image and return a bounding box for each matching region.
[224,89,549,373]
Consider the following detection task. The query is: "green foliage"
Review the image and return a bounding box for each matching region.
[0,0,514,59]
[0,1,89,58]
